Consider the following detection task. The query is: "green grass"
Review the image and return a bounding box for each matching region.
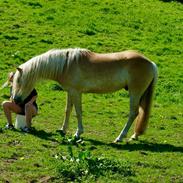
[0,0,183,182]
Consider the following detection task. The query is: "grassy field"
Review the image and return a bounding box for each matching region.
[0,0,183,182]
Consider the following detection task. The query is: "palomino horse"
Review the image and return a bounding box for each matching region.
[12,48,157,142]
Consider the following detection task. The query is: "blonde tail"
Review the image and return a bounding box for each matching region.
[134,62,158,136]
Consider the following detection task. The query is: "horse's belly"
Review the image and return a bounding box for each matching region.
[81,78,126,93]
[67,66,128,93]
[86,86,123,93]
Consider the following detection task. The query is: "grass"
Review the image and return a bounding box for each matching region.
[0,0,183,182]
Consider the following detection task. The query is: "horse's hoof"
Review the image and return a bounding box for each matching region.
[113,138,121,143]
[74,130,83,140]
[128,135,138,142]
[76,138,82,143]
[74,134,80,141]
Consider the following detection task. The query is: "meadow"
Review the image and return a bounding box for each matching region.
[0,0,183,182]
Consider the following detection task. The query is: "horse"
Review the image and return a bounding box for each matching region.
[12,48,158,142]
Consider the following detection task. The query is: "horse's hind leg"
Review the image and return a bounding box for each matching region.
[114,95,140,143]
[60,92,73,135]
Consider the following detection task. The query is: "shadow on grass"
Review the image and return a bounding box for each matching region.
[31,128,57,141]
[11,129,183,153]
[160,0,183,3]
[14,128,58,142]
[85,138,183,153]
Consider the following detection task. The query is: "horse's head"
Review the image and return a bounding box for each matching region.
[12,67,34,104]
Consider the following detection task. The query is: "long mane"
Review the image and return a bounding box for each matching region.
[14,48,90,98]
[22,48,89,79]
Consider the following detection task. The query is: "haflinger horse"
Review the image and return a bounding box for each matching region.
[12,48,158,143]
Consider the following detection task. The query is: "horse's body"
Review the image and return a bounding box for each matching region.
[12,48,158,142]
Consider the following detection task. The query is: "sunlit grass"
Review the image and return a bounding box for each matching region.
[0,0,183,182]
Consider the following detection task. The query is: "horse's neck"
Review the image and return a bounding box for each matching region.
[36,57,63,82]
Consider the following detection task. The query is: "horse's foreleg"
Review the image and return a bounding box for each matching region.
[60,92,73,134]
[114,95,140,143]
[72,92,84,139]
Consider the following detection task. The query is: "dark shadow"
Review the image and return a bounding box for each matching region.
[14,128,58,142]
[1,94,10,99]
[160,0,183,4]
[30,128,57,141]
[85,138,183,153]
[11,128,183,153]
[51,83,64,91]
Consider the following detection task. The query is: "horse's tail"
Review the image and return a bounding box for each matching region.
[134,62,158,136]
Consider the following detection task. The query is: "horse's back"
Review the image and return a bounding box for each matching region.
[88,50,147,63]
[60,49,156,94]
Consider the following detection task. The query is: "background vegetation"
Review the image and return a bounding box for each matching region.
[0,0,182,182]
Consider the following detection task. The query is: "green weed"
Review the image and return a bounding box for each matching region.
[53,146,135,182]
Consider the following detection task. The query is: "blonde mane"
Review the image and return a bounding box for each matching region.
[14,48,89,98]
[23,48,89,78]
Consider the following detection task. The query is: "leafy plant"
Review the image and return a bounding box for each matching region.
[54,146,135,182]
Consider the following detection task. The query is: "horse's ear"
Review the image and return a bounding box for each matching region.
[17,67,23,75]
